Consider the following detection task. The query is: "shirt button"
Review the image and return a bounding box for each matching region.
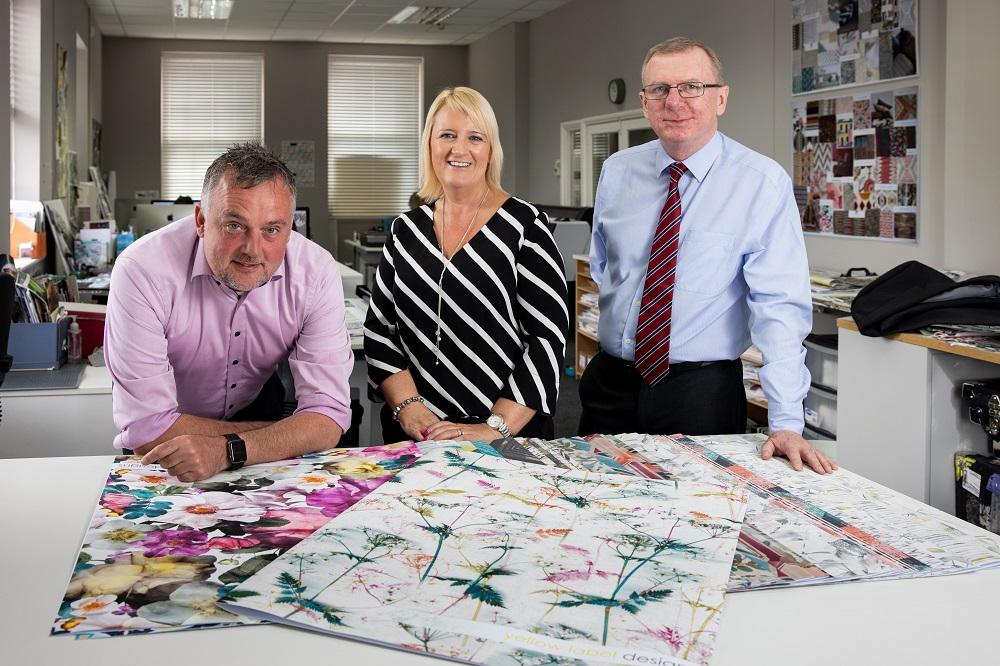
[232,360,239,365]
[229,404,234,410]
[235,331,241,337]
[230,383,236,389]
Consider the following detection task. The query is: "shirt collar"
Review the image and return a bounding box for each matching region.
[656,131,723,183]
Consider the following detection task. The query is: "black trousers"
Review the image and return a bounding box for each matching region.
[380,404,554,444]
[578,351,746,437]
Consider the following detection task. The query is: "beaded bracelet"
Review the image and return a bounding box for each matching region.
[392,395,425,421]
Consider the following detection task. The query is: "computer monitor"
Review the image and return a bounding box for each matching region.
[132,203,196,237]
[293,207,310,238]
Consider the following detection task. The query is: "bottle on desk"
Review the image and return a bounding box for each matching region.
[68,316,82,363]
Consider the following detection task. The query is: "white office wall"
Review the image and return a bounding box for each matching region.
[49,0,99,199]
[469,22,530,195]
[498,0,985,275]
[101,38,468,258]
[4,0,98,252]
[943,0,1000,275]
[523,0,778,206]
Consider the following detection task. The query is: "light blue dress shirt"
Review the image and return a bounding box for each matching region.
[590,132,812,433]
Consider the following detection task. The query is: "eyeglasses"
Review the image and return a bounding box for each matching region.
[640,82,724,100]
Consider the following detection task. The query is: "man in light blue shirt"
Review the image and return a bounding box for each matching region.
[580,37,835,474]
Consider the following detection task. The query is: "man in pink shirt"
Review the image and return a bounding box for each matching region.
[105,143,353,481]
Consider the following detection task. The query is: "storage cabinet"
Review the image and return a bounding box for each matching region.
[802,334,839,440]
[574,255,599,377]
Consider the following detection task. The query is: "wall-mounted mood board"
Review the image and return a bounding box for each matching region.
[793,86,917,240]
[792,0,918,94]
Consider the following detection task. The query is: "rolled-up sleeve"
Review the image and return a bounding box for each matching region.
[501,212,569,415]
[104,256,182,449]
[289,256,354,433]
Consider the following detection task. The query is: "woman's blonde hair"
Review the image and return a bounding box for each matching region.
[417,86,504,203]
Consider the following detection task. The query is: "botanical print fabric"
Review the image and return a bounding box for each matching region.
[631,434,1000,585]
[51,443,424,638]
[793,86,917,240]
[501,434,1000,591]
[222,447,749,666]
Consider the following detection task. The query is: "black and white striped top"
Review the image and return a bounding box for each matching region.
[364,197,569,419]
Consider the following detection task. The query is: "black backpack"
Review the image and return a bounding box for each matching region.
[850,260,1000,336]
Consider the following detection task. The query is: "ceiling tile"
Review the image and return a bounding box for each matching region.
[466,0,530,9]
[122,16,175,26]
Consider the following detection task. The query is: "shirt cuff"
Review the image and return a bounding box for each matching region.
[294,397,353,436]
[114,410,181,450]
[766,401,804,434]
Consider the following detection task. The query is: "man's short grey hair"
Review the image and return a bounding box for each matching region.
[201,142,297,205]
[642,37,725,85]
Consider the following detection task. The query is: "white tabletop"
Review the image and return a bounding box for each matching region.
[2,455,993,665]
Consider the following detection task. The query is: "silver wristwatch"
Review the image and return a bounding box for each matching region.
[486,413,513,438]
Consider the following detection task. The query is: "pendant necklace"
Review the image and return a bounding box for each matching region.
[434,187,489,364]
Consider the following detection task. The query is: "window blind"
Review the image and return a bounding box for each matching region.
[161,52,263,200]
[328,55,422,216]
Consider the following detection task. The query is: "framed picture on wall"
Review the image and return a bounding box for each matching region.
[792,86,918,241]
[792,0,918,94]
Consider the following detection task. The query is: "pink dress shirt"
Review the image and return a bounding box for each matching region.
[105,216,353,450]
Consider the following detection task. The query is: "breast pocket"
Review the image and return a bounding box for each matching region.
[674,230,736,297]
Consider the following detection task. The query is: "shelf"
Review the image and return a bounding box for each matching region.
[838,317,1000,365]
[746,398,768,426]
[575,258,599,378]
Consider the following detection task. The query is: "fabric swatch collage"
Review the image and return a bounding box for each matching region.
[792,86,918,240]
[792,0,918,94]
[50,432,1000,665]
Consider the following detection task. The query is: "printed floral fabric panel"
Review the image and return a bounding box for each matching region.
[792,0,917,94]
[503,434,1000,591]
[51,442,429,638]
[223,447,749,666]
[628,434,1000,586]
[793,86,917,240]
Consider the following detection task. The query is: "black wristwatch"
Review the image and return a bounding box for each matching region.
[224,433,247,471]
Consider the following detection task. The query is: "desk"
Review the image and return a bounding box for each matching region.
[1,453,993,666]
[0,365,117,457]
[336,260,363,299]
[837,317,1000,514]
[344,238,383,288]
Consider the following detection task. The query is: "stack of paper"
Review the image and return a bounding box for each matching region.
[344,299,366,347]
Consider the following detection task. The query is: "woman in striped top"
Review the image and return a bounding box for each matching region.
[364,87,569,444]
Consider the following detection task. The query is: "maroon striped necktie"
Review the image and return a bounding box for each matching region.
[634,161,688,385]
